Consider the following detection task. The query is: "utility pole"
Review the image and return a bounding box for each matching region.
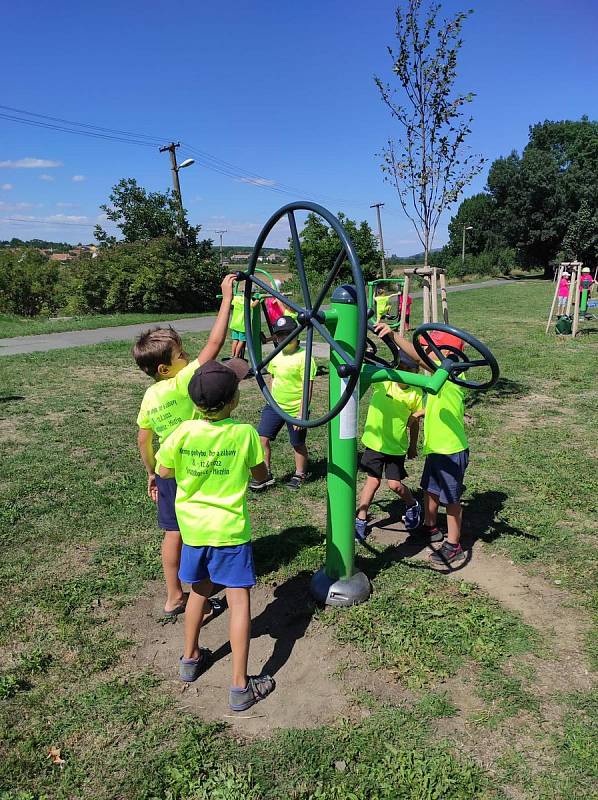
[462,224,473,266]
[215,229,227,266]
[370,202,387,278]
[159,142,183,210]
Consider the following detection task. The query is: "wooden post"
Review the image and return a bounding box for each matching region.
[572,262,582,337]
[546,263,564,333]
[422,274,430,323]
[399,273,410,337]
[439,270,449,324]
[431,268,438,323]
[565,263,576,316]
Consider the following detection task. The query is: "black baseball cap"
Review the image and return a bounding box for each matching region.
[188,358,250,410]
[273,315,298,335]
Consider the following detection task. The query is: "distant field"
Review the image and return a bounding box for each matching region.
[0,312,211,339]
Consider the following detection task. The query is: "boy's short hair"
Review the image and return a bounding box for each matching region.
[189,359,250,414]
[133,326,182,377]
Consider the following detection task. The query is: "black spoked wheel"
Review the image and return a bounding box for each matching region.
[241,202,367,428]
[412,323,500,390]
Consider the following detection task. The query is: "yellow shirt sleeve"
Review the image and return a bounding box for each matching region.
[409,389,424,414]
[156,427,179,469]
[174,358,200,395]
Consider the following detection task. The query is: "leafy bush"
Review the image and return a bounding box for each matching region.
[58,237,224,315]
[0,249,60,317]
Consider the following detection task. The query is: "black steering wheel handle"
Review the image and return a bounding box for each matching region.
[412,323,499,390]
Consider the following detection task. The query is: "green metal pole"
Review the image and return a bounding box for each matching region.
[251,300,263,365]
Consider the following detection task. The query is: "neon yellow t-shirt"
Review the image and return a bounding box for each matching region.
[155,418,264,547]
[374,295,391,321]
[230,295,245,333]
[268,347,317,415]
[136,359,200,461]
[422,381,468,455]
[362,382,423,455]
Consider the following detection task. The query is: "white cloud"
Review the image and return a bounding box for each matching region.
[39,174,55,182]
[1,183,13,190]
[237,177,276,187]
[0,157,62,169]
[45,214,90,223]
[72,174,86,182]
[56,202,79,208]
[0,201,40,211]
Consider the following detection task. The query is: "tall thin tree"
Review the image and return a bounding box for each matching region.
[375,1,484,264]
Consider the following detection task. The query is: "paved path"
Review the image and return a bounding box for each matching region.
[0,278,518,356]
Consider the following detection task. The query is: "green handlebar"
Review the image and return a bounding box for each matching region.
[361,364,449,396]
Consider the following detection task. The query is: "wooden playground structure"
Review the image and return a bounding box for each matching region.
[398,266,449,336]
[545,261,585,336]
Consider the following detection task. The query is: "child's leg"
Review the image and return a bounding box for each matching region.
[357,475,381,520]
[292,443,308,476]
[387,479,416,506]
[424,490,440,527]
[162,530,185,612]
[260,436,272,472]
[226,586,251,689]
[237,338,246,359]
[445,501,463,546]
[183,579,212,660]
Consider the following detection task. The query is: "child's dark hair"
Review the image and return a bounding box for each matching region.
[132,326,182,377]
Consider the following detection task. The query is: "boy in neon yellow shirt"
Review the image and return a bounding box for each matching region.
[133,273,236,616]
[376,324,469,566]
[229,288,259,359]
[251,316,317,491]
[355,352,423,542]
[157,359,275,711]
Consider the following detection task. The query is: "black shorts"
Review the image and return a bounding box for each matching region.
[360,448,407,481]
[257,404,307,447]
[155,474,180,531]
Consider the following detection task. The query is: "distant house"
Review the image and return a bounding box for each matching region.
[230,253,252,262]
[266,252,280,263]
[49,253,73,262]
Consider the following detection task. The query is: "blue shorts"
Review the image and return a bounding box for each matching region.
[421,449,469,506]
[231,330,246,341]
[155,474,179,531]
[179,542,256,588]
[257,403,307,447]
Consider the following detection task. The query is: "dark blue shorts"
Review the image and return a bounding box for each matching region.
[257,404,307,447]
[421,449,469,506]
[179,542,256,588]
[155,474,179,531]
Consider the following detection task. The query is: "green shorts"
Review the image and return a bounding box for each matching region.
[231,330,246,342]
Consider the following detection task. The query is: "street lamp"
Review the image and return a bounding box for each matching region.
[462,224,473,266]
[178,159,195,170]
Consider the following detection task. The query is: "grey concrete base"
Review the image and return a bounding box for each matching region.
[310,568,371,607]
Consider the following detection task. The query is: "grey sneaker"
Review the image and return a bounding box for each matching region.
[179,648,211,682]
[430,541,466,567]
[286,473,306,491]
[249,472,275,491]
[229,675,276,711]
[403,500,422,531]
[355,517,369,542]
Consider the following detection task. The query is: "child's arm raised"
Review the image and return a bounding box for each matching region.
[197,273,237,363]
[137,428,158,501]
[373,323,431,372]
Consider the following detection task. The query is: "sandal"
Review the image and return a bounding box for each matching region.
[229,674,276,711]
[163,593,189,618]
[179,647,212,682]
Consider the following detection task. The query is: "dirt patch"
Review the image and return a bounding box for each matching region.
[118,573,359,737]
[501,392,563,433]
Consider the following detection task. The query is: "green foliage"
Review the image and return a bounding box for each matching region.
[0,249,59,316]
[448,117,598,275]
[375,1,484,261]
[59,237,223,314]
[286,212,380,289]
[95,177,202,247]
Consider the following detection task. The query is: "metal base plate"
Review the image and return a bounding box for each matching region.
[310,568,371,607]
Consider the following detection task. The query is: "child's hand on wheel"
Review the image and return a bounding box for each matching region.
[374,322,393,339]
[147,473,158,502]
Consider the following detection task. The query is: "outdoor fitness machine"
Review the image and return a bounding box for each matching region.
[240,202,499,607]
[367,278,405,327]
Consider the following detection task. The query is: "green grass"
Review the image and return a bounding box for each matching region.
[0,311,212,339]
[0,281,596,799]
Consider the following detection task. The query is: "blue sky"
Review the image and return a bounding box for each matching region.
[1,0,596,253]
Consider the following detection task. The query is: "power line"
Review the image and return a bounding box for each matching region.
[0,216,96,227]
